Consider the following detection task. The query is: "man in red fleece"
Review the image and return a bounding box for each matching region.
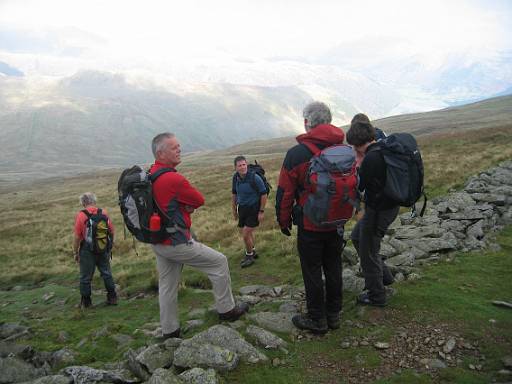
[276,101,346,334]
[150,132,248,339]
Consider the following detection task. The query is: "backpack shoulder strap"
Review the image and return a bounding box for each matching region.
[367,142,382,153]
[302,141,321,156]
[97,208,102,216]
[150,167,176,182]
[250,171,260,193]
[81,209,91,218]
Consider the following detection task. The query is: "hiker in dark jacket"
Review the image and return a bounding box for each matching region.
[346,122,400,307]
[351,113,386,167]
[73,192,117,308]
[232,156,267,268]
[276,101,346,334]
[149,132,249,339]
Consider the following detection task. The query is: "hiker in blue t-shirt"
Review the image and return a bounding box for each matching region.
[232,156,267,268]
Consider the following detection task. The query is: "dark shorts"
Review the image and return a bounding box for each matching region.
[238,205,259,228]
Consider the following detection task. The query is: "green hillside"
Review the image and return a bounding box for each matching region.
[0,119,511,382]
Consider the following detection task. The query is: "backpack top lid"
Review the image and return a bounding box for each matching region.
[118,165,148,196]
[248,161,265,176]
[379,132,418,154]
[314,144,356,173]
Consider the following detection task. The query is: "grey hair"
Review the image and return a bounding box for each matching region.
[303,101,332,130]
[79,192,97,207]
[151,132,176,157]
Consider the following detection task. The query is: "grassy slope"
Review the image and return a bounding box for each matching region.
[0,124,511,382]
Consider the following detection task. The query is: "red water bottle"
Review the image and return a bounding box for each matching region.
[149,213,161,232]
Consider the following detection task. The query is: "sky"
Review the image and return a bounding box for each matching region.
[1,0,511,75]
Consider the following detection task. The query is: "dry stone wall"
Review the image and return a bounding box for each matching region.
[342,160,512,289]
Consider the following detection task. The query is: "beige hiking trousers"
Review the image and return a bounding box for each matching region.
[151,240,235,334]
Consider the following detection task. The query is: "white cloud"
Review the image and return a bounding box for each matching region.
[1,0,509,67]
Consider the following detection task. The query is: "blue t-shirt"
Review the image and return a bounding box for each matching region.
[232,171,266,207]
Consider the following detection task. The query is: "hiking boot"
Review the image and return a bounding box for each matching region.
[326,312,341,330]
[253,250,259,259]
[80,295,92,309]
[356,292,387,307]
[383,264,395,286]
[292,314,328,335]
[219,302,250,321]
[162,328,181,339]
[106,292,118,305]
[240,254,255,268]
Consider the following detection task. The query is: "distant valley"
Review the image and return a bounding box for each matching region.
[0,66,511,187]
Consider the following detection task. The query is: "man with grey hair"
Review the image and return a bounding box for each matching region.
[275,101,347,334]
[73,192,117,308]
[149,132,249,339]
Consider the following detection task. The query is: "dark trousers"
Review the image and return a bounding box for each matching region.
[297,228,344,320]
[351,205,399,303]
[79,247,116,297]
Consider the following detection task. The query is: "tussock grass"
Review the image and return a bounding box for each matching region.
[0,124,511,382]
[1,125,511,290]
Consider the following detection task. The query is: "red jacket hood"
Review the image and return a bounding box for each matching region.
[296,124,345,147]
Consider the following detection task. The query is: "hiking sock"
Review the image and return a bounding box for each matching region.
[245,251,254,257]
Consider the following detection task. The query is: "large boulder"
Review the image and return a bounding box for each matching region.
[136,344,174,373]
[125,349,150,381]
[0,356,47,383]
[51,349,76,368]
[19,375,72,384]
[60,366,136,384]
[248,312,296,334]
[147,368,183,384]
[0,323,30,340]
[342,245,359,265]
[239,285,276,297]
[178,325,266,364]
[394,225,444,240]
[173,343,239,372]
[179,367,218,384]
[245,325,287,350]
[409,232,459,253]
[434,192,476,213]
[342,270,365,292]
[0,341,33,359]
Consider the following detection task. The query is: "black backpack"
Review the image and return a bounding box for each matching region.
[117,165,174,244]
[82,208,113,255]
[248,161,272,195]
[374,133,427,216]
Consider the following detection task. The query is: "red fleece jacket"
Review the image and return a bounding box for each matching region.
[275,124,345,232]
[150,161,205,244]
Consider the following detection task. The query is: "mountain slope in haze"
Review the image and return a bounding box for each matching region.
[0,71,310,181]
[0,67,399,184]
[193,95,512,164]
[374,94,512,137]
